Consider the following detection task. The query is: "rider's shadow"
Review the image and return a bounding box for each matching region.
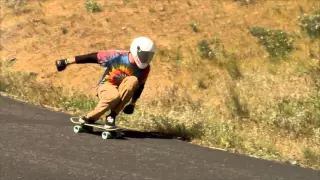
[120,129,175,140]
[83,127,178,140]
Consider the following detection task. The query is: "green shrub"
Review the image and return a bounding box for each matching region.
[249,27,295,58]
[85,0,102,13]
[198,40,213,59]
[299,11,320,39]
[5,0,24,8]
[189,23,199,32]
[228,87,249,118]
[310,65,320,88]
[303,148,320,168]
[234,0,256,6]
[149,115,204,141]
[0,61,96,111]
[61,27,68,35]
[149,8,156,13]
[226,60,243,80]
[5,0,32,14]
[197,38,222,60]
[205,123,243,149]
[271,91,320,137]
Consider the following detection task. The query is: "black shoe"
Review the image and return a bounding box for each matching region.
[104,112,117,129]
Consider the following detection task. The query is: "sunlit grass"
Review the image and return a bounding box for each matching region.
[1,0,319,170]
[1,58,319,169]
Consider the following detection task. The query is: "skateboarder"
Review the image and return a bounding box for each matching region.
[55,37,156,128]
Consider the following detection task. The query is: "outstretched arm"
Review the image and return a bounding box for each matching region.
[55,52,99,71]
[56,50,128,71]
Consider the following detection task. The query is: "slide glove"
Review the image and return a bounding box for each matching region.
[123,104,135,114]
[56,59,68,71]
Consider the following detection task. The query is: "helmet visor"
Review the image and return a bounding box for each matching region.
[137,51,154,64]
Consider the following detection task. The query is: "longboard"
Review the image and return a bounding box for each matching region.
[70,117,124,139]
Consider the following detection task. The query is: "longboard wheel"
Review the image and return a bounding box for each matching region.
[73,125,83,133]
[102,131,113,139]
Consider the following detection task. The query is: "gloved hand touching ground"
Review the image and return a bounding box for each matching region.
[55,59,69,71]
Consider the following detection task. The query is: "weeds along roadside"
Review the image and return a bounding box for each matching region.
[1,58,319,170]
[1,0,319,170]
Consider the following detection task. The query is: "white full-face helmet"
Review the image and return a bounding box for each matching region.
[130,37,156,69]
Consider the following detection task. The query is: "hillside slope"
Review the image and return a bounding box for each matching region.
[1,0,319,169]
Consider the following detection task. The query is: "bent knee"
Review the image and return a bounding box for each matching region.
[125,76,138,83]
[123,76,139,89]
[99,87,121,103]
[110,93,121,103]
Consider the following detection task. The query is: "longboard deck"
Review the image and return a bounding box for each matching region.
[70,117,125,139]
[70,117,121,131]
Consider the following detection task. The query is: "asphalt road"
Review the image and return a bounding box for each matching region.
[0,95,319,180]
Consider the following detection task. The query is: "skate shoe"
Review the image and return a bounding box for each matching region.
[78,116,95,124]
[104,116,116,129]
[104,112,117,129]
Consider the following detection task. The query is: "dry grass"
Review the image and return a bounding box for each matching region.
[1,59,320,169]
[1,0,320,170]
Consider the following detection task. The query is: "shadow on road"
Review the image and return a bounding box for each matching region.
[82,127,178,140]
[121,129,176,140]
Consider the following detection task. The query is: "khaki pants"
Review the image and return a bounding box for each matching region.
[86,76,139,121]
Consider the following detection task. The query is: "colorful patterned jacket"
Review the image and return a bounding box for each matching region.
[74,50,150,101]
